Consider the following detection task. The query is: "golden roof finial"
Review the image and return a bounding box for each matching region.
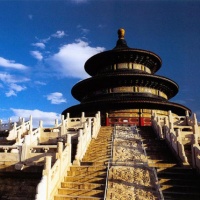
[118,28,125,39]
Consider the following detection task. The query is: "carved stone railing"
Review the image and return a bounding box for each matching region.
[35,112,100,200]
[72,119,92,166]
[192,144,200,172]
[7,116,33,141]
[152,111,200,167]
[35,135,72,200]
[71,112,101,166]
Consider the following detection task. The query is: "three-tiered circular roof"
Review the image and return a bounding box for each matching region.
[62,28,191,117]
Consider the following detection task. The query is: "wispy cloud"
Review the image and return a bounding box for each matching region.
[34,81,46,86]
[0,73,29,84]
[10,108,60,127]
[30,51,43,61]
[0,57,28,70]
[6,84,26,97]
[52,30,66,38]
[0,73,29,97]
[46,92,66,104]
[32,42,45,49]
[77,25,90,36]
[47,39,105,79]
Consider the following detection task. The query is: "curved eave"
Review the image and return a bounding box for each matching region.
[71,73,179,101]
[62,100,191,117]
[84,48,162,76]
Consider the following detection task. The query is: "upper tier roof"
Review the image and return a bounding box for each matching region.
[85,29,162,76]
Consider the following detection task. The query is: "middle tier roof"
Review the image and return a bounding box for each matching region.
[71,73,179,101]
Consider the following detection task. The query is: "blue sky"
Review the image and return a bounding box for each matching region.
[0,0,200,126]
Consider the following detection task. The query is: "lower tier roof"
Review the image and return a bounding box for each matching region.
[62,99,191,117]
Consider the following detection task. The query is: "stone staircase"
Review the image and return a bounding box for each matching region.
[54,126,113,200]
[139,126,200,200]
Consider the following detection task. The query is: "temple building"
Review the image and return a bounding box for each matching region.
[1,29,200,200]
[62,29,191,126]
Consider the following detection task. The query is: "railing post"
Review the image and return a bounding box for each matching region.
[55,119,58,127]
[29,115,33,133]
[67,134,72,164]
[73,129,83,166]
[185,110,189,125]
[66,113,70,129]
[44,156,52,200]
[88,118,92,135]
[193,113,198,125]
[9,118,12,130]
[39,120,43,128]
[81,112,85,125]
[57,142,63,178]
[21,118,25,132]
[168,111,174,130]
[60,115,65,137]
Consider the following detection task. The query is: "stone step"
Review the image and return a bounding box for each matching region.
[162,191,200,200]
[161,184,200,192]
[80,161,108,166]
[148,159,177,165]
[69,166,107,172]
[54,194,103,200]
[82,159,110,163]
[83,155,110,160]
[84,150,111,155]
[156,167,195,174]
[157,171,198,179]
[65,175,106,183]
[61,182,105,190]
[159,178,200,185]
[88,141,111,144]
[57,188,104,196]
[148,163,177,168]
[68,169,107,177]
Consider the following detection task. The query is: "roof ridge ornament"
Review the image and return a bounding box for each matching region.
[118,28,125,39]
[114,28,129,49]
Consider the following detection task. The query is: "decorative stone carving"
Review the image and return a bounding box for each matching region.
[106,126,159,200]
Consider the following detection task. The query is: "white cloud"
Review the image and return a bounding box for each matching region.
[30,51,43,61]
[52,30,65,38]
[47,39,105,79]
[34,81,46,86]
[77,25,90,35]
[0,73,29,97]
[0,73,29,84]
[81,28,90,35]
[10,108,60,127]
[10,83,26,92]
[46,92,66,104]
[0,57,28,70]
[6,83,26,97]
[6,90,16,97]
[32,42,45,49]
